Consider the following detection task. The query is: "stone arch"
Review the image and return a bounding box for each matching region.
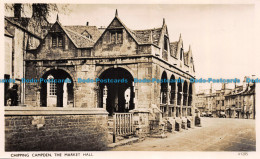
[169,74,176,104]
[97,67,135,116]
[160,71,168,104]
[97,65,136,79]
[40,67,76,86]
[40,69,74,107]
[177,77,182,106]
[188,82,193,106]
[183,80,188,106]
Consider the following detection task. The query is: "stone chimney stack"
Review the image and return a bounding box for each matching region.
[14,4,22,19]
[32,4,48,17]
[221,83,226,90]
[210,82,213,94]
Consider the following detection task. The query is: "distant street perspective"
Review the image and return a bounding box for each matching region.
[111,117,256,151]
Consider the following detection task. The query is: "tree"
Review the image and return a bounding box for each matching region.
[5,3,70,19]
[5,3,70,38]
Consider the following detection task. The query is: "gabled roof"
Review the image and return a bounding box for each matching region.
[242,84,255,95]
[5,17,42,40]
[63,25,102,42]
[95,15,162,48]
[63,27,95,48]
[51,21,95,48]
[5,17,30,28]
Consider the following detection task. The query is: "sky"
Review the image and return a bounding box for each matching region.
[4,2,259,91]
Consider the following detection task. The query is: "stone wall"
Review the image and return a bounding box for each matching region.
[5,107,108,151]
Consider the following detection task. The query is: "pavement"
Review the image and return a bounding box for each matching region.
[110,117,256,151]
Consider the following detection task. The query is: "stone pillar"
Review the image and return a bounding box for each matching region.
[103,85,108,109]
[180,83,183,118]
[36,90,40,107]
[166,83,170,117]
[186,94,189,117]
[174,91,177,118]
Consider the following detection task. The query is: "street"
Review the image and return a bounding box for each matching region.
[111,117,256,151]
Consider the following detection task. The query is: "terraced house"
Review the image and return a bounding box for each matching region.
[5,10,200,151]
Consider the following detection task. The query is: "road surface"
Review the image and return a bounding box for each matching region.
[111,117,256,151]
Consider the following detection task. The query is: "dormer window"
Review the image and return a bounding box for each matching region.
[164,36,168,51]
[52,34,63,47]
[81,30,92,39]
[110,30,123,44]
[180,48,183,60]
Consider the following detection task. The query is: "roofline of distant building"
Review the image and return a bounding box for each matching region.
[5,17,42,40]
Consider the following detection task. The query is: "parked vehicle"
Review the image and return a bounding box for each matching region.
[219,111,226,118]
[201,112,207,117]
[207,112,213,117]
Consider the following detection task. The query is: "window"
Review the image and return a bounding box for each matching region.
[180,48,183,60]
[164,36,168,51]
[49,82,57,95]
[47,75,56,96]
[111,32,116,44]
[110,30,123,44]
[52,34,63,47]
[52,35,57,47]
[58,36,63,47]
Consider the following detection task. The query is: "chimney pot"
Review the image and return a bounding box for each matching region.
[86,22,89,26]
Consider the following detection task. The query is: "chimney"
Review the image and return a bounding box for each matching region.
[210,82,213,94]
[32,4,47,17]
[221,83,226,90]
[14,4,22,19]
[86,22,89,26]
[243,76,248,91]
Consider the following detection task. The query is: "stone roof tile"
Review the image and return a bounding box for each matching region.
[170,41,178,57]
[63,27,95,48]
[132,28,162,46]
[63,25,102,42]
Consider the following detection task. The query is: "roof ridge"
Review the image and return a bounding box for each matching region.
[64,25,97,27]
[133,27,162,31]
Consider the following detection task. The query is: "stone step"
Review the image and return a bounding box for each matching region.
[107,137,139,149]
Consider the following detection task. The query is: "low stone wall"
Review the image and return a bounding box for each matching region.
[5,107,108,151]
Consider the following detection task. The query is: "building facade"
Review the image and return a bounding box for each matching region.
[225,78,255,119]
[195,78,255,119]
[4,4,49,105]
[5,10,199,151]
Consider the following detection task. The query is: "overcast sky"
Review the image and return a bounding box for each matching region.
[54,4,258,90]
[5,2,259,91]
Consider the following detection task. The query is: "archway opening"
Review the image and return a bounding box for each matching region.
[183,81,188,106]
[169,75,176,117]
[177,78,182,117]
[188,83,193,116]
[98,67,134,116]
[170,75,176,104]
[160,71,168,104]
[177,78,182,105]
[188,83,193,106]
[160,71,168,117]
[40,69,74,107]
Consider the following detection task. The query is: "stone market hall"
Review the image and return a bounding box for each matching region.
[5,10,200,151]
